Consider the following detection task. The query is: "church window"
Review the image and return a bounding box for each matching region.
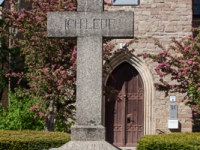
[193,0,200,17]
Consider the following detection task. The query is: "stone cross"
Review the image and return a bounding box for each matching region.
[47,0,133,149]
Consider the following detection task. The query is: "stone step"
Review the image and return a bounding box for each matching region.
[49,146,136,150]
[119,147,136,150]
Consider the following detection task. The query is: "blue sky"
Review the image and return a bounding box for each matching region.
[0,0,3,5]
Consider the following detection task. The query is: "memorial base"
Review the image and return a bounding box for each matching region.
[57,125,120,150]
[57,141,121,150]
[71,125,105,141]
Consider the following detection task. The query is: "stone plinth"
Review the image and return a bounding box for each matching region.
[71,125,105,141]
[57,125,120,150]
[57,141,120,150]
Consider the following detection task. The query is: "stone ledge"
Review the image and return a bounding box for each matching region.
[57,141,121,150]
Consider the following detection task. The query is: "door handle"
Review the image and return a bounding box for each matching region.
[127,117,131,123]
[127,118,134,123]
[127,114,132,124]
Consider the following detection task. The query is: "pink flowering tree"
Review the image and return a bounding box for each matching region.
[1,0,78,131]
[0,17,9,99]
[138,28,200,124]
[0,0,124,131]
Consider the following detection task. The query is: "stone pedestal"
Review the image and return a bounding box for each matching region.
[71,125,105,141]
[57,141,120,150]
[57,125,120,150]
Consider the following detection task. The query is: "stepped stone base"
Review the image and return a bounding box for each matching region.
[57,141,121,150]
[54,125,120,150]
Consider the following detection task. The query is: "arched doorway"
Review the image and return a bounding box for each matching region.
[105,62,144,147]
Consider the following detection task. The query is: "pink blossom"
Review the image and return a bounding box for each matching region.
[72,49,77,55]
[13,23,18,27]
[103,44,107,49]
[46,94,51,98]
[170,85,175,88]
[61,70,66,75]
[57,85,63,89]
[29,107,35,111]
[44,68,49,72]
[187,60,192,65]
[5,73,10,78]
[39,112,44,117]
[70,57,75,61]
[55,69,59,73]
[194,112,197,116]
[17,13,25,21]
[182,68,187,75]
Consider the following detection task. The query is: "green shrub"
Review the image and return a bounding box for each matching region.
[137,133,200,150]
[0,90,44,130]
[0,130,70,150]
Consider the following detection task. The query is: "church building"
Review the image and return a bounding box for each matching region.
[0,0,200,148]
[102,0,199,147]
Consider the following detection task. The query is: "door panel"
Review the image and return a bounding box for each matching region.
[105,63,126,146]
[105,62,144,147]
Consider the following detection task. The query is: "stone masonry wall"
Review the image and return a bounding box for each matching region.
[105,0,193,133]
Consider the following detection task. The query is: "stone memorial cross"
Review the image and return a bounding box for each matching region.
[47,0,133,149]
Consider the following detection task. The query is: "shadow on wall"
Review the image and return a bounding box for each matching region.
[169,122,182,132]
[193,120,200,132]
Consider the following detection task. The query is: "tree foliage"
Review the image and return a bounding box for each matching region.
[0,89,44,130]
[0,0,124,131]
[0,0,79,131]
[138,29,200,123]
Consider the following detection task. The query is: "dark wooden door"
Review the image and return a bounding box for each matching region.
[105,62,144,147]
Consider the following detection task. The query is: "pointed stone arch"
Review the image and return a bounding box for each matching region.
[103,52,155,135]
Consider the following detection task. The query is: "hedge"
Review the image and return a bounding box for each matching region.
[0,130,70,150]
[137,133,200,150]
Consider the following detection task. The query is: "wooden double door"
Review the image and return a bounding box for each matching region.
[105,62,144,147]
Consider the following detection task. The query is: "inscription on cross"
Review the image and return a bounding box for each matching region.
[65,18,116,30]
[47,0,133,149]
[48,12,133,37]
